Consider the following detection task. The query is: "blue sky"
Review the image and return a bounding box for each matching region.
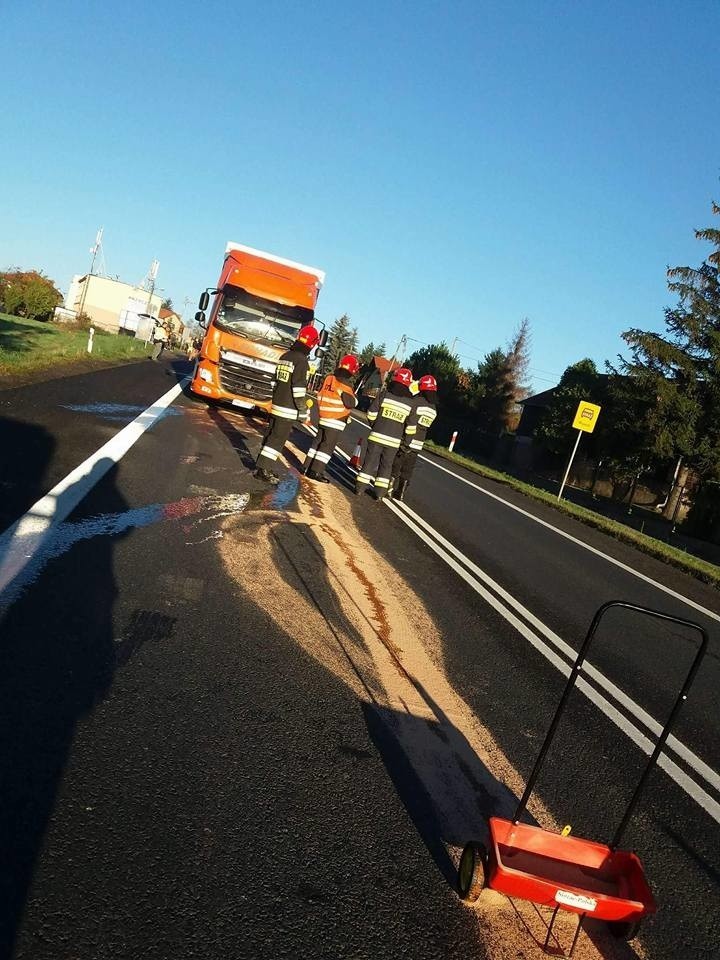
[3,0,719,390]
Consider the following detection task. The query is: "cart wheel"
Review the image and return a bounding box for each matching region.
[458,841,487,902]
[608,919,642,941]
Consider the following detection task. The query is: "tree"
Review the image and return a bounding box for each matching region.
[358,341,386,366]
[321,314,359,374]
[470,320,532,434]
[614,200,720,520]
[505,318,532,408]
[406,342,464,411]
[161,297,174,311]
[471,348,515,434]
[536,359,606,456]
[0,269,63,320]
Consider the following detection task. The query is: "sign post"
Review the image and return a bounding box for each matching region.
[557,401,601,501]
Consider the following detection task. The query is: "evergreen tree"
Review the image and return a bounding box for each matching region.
[358,341,386,366]
[472,320,532,434]
[320,314,358,375]
[472,348,515,434]
[614,200,720,520]
[505,318,532,408]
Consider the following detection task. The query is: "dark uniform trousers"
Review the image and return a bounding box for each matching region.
[306,426,343,477]
[358,440,400,498]
[256,345,309,470]
[357,390,415,499]
[258,417,296,467]
[392,445,418,484]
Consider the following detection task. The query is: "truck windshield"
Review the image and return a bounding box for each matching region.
[215,289,309,347]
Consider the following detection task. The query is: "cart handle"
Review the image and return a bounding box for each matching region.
[512,600,709,850]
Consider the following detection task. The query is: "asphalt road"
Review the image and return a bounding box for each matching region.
[0,359,717,960]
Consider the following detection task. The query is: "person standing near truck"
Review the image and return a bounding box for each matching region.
[389,374,438,501]
[355,367,415,500]
[254,325,320,484]
[151,321,169,360]
[305,354,360,482]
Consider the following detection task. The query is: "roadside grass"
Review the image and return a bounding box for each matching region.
[0,313,148,377]
[424,440,720,588]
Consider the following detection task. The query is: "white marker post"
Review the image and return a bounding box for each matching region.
[557,401,601,502]
[87,326,95,354]
[448,430,458,452]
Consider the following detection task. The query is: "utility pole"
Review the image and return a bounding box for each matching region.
[145,259,160,316]
[76,226,103,320]
[386,334,407,382]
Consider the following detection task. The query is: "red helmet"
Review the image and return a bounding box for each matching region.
[297,325,320,348]
[392,367,413,387]
[338,354,360,375]
[418,374,437,392]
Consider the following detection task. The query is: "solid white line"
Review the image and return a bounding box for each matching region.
[0,380,187,599]
[396,500,720,798]
[350,414,720,624]
[416,451,720,625]
[384,498,720,824]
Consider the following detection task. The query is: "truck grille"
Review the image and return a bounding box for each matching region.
[218,355,275,401]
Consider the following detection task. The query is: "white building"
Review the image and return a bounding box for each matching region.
[63,275,164,336]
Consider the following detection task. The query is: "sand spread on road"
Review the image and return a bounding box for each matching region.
[219,465,645,960]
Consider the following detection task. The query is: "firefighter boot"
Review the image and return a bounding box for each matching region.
[396,479,409,502]
[254,467,280,485]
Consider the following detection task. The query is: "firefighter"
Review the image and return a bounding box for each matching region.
[305,354,360,482]
[390,373,438,501]
[356,367,416,500]
[254,325,320,484]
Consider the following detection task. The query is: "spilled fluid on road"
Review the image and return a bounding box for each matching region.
[264,471,301,510]
[0,493,250,610]
[61,402,183,423]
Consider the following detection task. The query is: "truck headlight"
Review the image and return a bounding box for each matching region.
[199,367,213,383]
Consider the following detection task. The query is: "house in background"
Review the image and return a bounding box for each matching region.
[356,355,402,410]
[515,387,557,437]
[158,306,186,345]
[61,274,164,335]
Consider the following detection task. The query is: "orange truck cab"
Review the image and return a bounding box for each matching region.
[191,242,326,411]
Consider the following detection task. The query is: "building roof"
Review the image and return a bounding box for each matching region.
[159,307,179,320]
[373,355,401,376]
[518,387,557,408]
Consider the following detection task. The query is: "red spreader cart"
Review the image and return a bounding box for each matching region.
[458,601,709,956]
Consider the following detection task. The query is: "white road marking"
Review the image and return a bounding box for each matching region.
[0,380,187,600]
[305,431,720,817]
[348,415,720,625]
[383,498,720,823]
[396,500,720,797]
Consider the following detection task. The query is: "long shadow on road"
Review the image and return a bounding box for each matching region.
[0,428,127,959]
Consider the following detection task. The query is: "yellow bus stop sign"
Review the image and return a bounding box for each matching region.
[572,401,601,433]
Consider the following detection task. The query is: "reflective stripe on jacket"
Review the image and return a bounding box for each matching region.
[367,390,414,447]
[317,374,356,431]
[405,400,437,451]
[269,347,309,421]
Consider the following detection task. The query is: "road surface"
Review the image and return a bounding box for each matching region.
[0,357,717,960]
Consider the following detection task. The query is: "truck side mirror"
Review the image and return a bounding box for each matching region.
[318,329,329,348]
[198,291,210,311]
[195,310,207,327]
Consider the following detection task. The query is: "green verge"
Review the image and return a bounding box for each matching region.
[0,313,148,378]
[424,440,720,588]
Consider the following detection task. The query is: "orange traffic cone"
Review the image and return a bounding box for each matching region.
[350,440,363,470]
